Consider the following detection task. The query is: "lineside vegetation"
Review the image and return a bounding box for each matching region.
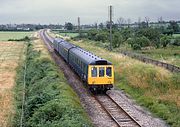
[14,37,92,127]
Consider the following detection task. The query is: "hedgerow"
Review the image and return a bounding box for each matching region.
[14,43,92,127]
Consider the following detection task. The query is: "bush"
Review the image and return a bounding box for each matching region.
[14,43,92,127]
[135,28,160,47]
[8,36,30,42]
[132,44,141,50]
[172,37,180,46]
[160,35,171,47]
[95,32,108,43]
[112,32,123,48]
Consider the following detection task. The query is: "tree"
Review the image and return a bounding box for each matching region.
[173,38,180,46]
[99,23,104,29]
[136,28,160,47]
[168,21,180,33]
[94,22,98,30]
[95,31,108,43]
[117,17,125,29]
[65,22,73,30]
[160,35,171,47]
[145,17,150,27]
[127,18,131,28]
[87,29,98,40]
[138,17,141,28]
[112,32,123,48]
[121,28,133,41]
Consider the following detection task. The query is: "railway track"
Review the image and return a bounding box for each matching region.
[41,29,142,127]
[40,29,171,127]
[94,94,141,127]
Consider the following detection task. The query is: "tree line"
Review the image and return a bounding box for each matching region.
[76,20,180,50]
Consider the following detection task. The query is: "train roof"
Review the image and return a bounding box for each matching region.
[54,38,76,50]
[54,38,64,43]
[70,47,112,65]
[54,38,112,65]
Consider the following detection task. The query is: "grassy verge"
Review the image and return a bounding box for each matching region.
[69,39,180,127]
[14,41,92,126]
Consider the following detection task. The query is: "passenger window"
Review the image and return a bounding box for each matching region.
[106,67,112,77]
[99,67,105,77]
[91,67,97,77]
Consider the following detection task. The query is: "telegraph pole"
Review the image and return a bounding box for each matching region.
[109,5,113,51]
[78,17,81,37]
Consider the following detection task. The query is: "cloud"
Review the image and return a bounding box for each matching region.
[0,0,179,24]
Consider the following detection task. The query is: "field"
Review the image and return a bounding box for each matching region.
[66,38,180,127]
[173,33,180,37]
[0,31,33,41]
[136,46,180,66]
[52,31,79,38]
[0,41,26,126]
[59,32,79,37]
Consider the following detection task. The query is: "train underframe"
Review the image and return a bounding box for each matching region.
[88,84,113,93]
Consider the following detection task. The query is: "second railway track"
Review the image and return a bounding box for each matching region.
[94,94,141,127]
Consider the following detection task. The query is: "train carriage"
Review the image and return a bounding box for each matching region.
[53,38,114,91]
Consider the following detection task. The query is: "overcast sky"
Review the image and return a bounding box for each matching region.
[0,0,179,25]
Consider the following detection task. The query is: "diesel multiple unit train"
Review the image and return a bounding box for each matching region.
[52,37,114,91]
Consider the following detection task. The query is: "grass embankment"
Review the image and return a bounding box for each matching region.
[69,39,180,127]
[0,42,25,126]
[135,46,180,67]
[0,31,33,41]
[14,37,92,126]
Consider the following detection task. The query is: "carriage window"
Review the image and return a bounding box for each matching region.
[91,67,97,77]
[106,67,112,77]
[99,67,104,77]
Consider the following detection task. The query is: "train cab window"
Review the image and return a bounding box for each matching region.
[106,67,112,77]
[91,67,97,77]
[99,67,105,77]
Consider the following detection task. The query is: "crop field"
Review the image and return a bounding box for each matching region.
[0,31,33,41]
[69,39,180,127]
[136,47,180,66]
[0,41,26,126]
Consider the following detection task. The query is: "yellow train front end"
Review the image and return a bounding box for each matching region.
[88,65,114,91]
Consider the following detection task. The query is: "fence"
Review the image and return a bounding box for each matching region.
[120,51,180,73]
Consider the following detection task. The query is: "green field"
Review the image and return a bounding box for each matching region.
[173,34,180,37]
[136,46,180,67]
[59,33,79,37]
[0,31,33,41]
[53,31,79,38]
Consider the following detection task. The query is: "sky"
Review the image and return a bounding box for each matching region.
[0,0,179,25]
